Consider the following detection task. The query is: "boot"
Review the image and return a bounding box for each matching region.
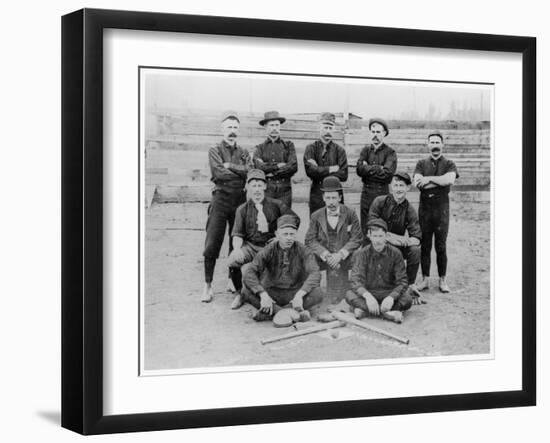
[416,276,429,291]
[439,277,450,293]
[201,283,213,303]
[354,308,367,319]
[230,292,243,309]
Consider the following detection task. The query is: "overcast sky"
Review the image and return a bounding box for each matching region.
[145,70,492,121]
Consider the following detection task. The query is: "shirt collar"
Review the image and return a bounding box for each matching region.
[266,136,281,144]
[221,139,237,150]
[326,206,340,217]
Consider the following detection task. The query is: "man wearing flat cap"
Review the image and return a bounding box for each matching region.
[368,171,422,300]
[253,111,298,208]
[227,169,297,309]
[305,176,363,303]
[356,117,397,237]
[304,112,348,215]
[242,214,324,323]
[345,218,413,324]
[413,130,459,293]
[201,111,252,303]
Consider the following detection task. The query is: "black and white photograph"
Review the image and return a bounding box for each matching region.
[140,68,493,373]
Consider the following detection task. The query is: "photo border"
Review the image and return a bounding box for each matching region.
[61,8,536,435]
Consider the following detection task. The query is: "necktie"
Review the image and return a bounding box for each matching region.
[255,203,268,233]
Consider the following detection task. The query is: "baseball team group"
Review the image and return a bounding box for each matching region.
[198,109,459,326]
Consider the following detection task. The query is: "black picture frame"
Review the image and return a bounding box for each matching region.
[61,8,536,435]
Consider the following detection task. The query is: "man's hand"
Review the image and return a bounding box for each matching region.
[386,232,405,247]
[255,158,265,164]
[277,162,286,168]
[380,295,394,313]
[291,290,306,312]
[259,291,274,315]
[307,159,318,166]
[223,162,231,169]
[329,165,339,173]
[326,252,343,269]
[362,292,380,316]
[229,248,246,267]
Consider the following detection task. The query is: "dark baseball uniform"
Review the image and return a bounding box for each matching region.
[253,138,298,208]
[414,155,459,278]
[303,140,348,215]
[203,140,251,283]
[356,143,397,236]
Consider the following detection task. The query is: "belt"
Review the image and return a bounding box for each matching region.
[363,182,388,189]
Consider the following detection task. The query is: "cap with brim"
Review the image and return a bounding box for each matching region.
[277,214,299,230]
[319,112,336,125]
[427,130,444,141]
[259,110,286,126]
[320,176,343,192]
[247,169,266,183]
[367,218,388,232]
[221,110,240,123]
[393,171,412,185]
[368,117,389,135]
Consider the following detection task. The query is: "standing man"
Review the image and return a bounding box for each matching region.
[368,172,422,291]
[227,169,296,309]
[413,130,459,293]
[253,111,298,208]
[356,118,397,236]
[242,215,324,323]
[305,176,362,303]
[345,219,412,324]
[304,112,348,215]
[201,111,251,303]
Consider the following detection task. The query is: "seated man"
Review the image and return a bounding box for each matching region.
[305,176,362,303]
[228,169,295,309]
[242,214,324,323]
[368,171,422,296]
[345,219,413,323]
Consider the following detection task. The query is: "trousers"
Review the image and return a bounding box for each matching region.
[396,245,421,285]
[241,286,324,310]
[203,189,246,282]
[418,195,450,277]
[360,183,389,236]
[266,181,292,208]
[345,288,412,312]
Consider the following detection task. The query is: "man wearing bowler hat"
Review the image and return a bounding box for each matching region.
[413,130,459,293]
[305,176,363,303]
[356,117,397,236]
[345,219,413,324]
[368,171,422,302]
[201,111,252,303]
[304,112,348,215]
[253,111,298,208]
[227,169,296,309]
[242,214,324,323]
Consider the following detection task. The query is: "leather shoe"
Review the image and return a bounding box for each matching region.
[354,308,367,319]
[383,310,403,323]
[230,293,243,309]
[416,278,429,291]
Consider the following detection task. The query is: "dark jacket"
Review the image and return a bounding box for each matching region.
[208,140,251,191]
[303,140,348,185]
[356,143,397,186]
[243,240,321,295]
[305,204,363,258]
[253,138,298,183]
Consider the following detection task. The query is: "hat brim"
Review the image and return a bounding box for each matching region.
[393,175,411,185]
[247,177,267,183]
[259,117,286,126]
[320,186,343,192]
[369,122,389,135]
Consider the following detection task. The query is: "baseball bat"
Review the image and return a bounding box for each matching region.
[261,320,345,345]
[331,311,410,345]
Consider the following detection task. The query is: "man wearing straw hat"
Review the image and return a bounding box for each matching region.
[304,112,348,215]
[201,111,252,303]
[253,111,298,208]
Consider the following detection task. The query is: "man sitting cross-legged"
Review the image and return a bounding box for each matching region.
[345,219,413,323]
[241,214,324,323]
[227,169,296,310]
[305,176,363,303]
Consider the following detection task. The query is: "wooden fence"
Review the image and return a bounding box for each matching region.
[145,110,490,205]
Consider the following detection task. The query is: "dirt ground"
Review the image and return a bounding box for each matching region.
[144,199,491,371]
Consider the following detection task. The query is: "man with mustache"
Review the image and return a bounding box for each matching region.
[413,131,459,293]
[201,111,252,303]
[227,169,296,310]
[345,219,412,324]
[305,176,363,303]
[356,118,397,237]
[253,111,298,208]
[304,112,348,215]
[368,172,423,303]
[242,214,323,323]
